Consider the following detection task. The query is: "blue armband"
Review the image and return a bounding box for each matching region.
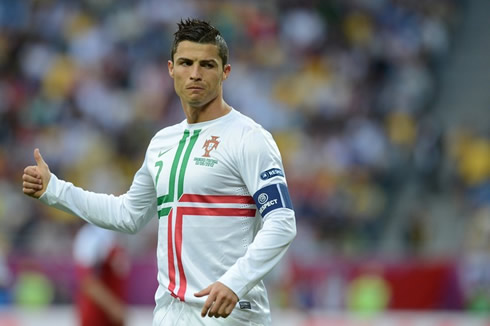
[253,183,293,217]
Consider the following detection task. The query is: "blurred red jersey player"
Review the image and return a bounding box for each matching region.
[73,223,130,326]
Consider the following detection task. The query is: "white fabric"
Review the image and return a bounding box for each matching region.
[73,223,116,268]
[40,108,296,325]
[153,291,266,326]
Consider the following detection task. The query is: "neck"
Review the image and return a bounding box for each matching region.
[183,97,231,124]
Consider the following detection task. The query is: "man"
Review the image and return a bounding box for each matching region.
[22,18,296,325]
[73,223,129,326]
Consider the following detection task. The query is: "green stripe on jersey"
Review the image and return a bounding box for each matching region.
[157,129,201,218]
[178,130,200,199]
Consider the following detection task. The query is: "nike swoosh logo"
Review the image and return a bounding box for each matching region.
[158,148,172,157]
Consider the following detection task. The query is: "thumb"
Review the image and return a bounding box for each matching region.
[34,148,47,167]
[194,285,212,297]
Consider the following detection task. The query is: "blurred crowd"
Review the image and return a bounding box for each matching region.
[1,0,489,310]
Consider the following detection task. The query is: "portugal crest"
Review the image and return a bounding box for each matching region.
[202,136,220,157]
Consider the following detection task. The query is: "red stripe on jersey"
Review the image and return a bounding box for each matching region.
[179,194,255,205]
[173,206,256,301]
[179,207,257,218]
[174,209,186,301]
[167,209,177,296]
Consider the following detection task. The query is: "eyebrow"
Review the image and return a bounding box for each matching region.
[200,59,218,65]
[176,57,219,65]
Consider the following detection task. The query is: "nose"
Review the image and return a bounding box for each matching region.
[190,65,202,81]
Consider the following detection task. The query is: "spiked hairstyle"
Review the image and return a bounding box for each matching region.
[171,18,229,67]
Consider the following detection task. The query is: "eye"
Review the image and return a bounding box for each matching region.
[179,60,192,66]
[201,62,215,69]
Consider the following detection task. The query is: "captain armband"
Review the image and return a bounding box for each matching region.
[253,184,293,218]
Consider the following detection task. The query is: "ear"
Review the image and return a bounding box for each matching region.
[222,64,231,81]
[168,60,174,78]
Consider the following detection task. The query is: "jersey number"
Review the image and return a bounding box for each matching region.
[155,160,163,185]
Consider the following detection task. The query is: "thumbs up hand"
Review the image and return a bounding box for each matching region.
[23,148,51,198]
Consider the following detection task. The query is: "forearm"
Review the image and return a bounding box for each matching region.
[218,209,296,298]
[39,173,155,233]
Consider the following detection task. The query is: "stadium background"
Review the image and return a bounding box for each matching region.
[0,0,489,325]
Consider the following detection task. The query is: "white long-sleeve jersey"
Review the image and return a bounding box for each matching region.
[40,108,296,324]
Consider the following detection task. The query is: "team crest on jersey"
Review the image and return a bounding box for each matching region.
[194,135,220,167]
[202,136,220,157]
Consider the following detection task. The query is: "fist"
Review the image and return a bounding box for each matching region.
[22,148,51,198]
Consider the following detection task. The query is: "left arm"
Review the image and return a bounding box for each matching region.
[195,209,296,318]
[195,127,296,318]
[218,207,296,294]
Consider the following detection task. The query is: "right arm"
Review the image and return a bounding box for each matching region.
[23,148,156,233]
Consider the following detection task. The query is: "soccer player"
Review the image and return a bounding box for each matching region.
[73,223,129,326]
[22,18,296,326]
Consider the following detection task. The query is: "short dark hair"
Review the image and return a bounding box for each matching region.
[171,18,229,67]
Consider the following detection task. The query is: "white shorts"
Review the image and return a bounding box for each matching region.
[152,292,269,326]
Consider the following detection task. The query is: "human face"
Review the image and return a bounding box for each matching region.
[168,41,231,109]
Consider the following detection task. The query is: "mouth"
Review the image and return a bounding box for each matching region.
[187,85,204,90]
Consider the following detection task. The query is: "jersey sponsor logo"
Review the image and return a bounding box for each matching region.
[253,183,293,217]
[239,301,252,310]
[202,136,220,157]
[158,147,173,157]
[260,168,284,180]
